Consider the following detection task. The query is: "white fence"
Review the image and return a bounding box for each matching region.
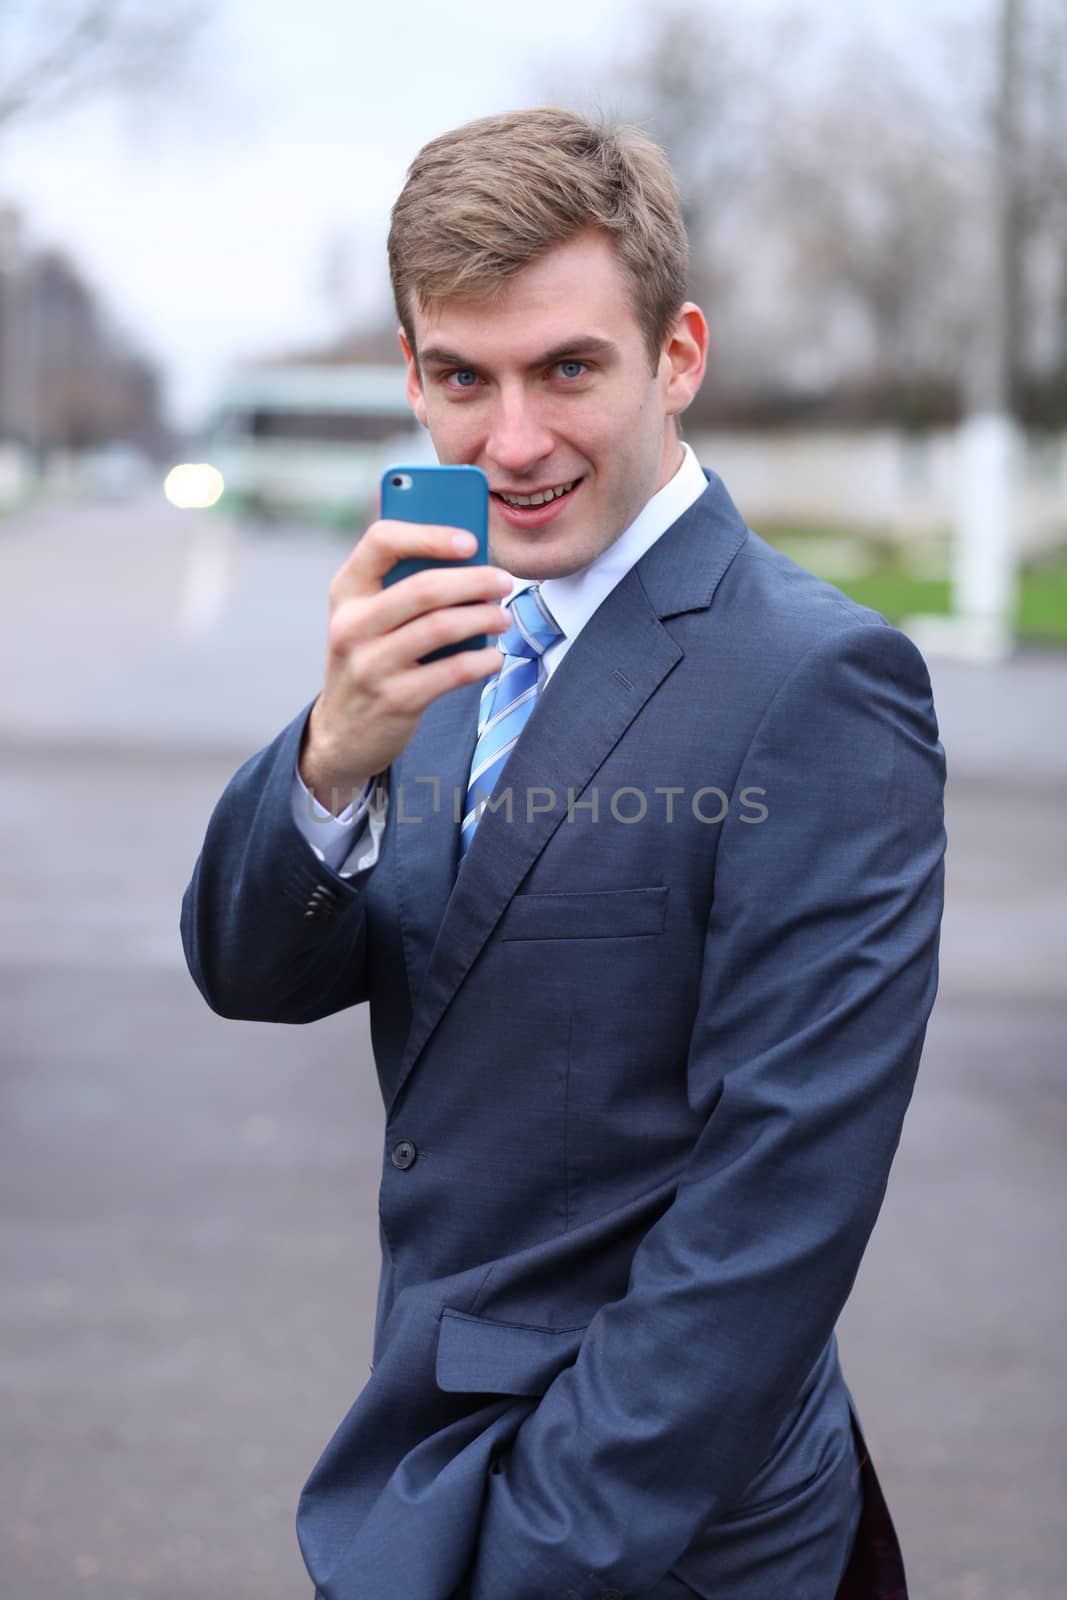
[690,428,1067,557]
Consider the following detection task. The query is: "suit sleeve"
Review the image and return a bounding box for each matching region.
[463,620,947,1599]
[180,700,377,1023]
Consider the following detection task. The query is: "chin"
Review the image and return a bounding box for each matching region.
[491,532,598,583]
[502,552,586,583]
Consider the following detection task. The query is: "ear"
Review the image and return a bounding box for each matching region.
[398,327,428,428]
[660,303,708,419]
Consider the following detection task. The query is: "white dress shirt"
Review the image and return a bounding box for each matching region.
[291,442,708,877]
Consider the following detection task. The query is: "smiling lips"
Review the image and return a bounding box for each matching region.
[495,478,580,508]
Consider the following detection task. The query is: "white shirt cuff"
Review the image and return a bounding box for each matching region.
[290,766,389,877]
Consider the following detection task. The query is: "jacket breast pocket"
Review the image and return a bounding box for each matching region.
[435,1309,588,1397]
[498,885,668,942]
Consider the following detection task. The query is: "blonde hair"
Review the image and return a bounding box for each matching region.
[388,107,688,374]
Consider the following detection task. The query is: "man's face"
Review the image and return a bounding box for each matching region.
[401,229,704,580]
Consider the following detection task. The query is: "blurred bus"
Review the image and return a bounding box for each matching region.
[205,363,432,529]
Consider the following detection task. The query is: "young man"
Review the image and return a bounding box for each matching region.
[182,108,945,1600]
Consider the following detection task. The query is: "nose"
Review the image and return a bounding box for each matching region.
[484,385,555,478]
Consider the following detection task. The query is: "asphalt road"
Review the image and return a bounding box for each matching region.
[1,496,1064,1599]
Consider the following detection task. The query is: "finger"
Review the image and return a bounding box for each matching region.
[345,562,513,641]
[334,519,492,599]
[381,644,506,719]
[365,601,510,677]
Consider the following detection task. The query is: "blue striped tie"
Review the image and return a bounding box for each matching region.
[459,584,563,857]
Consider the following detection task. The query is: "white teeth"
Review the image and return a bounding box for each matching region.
[499,480,576,507]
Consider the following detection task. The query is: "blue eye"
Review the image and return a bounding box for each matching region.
[448,370,479,388]
[558,360,585,379]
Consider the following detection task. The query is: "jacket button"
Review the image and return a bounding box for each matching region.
[391,1140,417,1170]
[304,886,338,922]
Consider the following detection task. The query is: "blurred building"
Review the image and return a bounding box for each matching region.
[0,206,169,469]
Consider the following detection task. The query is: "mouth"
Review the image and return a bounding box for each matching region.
[491,477,583,528]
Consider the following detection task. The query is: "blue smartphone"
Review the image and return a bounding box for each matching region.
[380,464,491,663]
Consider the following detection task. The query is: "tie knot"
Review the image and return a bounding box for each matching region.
[500,584,564,661]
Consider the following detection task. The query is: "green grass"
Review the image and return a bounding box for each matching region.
[838,569,1067,642]
[760,528,1067,643]
[1016,564,1067,639]
[832,572,950,620]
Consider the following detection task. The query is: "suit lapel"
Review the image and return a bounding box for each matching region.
[388,472,749,1113]
[391,675,481,1028]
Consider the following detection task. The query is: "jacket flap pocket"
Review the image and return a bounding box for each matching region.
[435,1310,587,1396]
[499,886,668,942]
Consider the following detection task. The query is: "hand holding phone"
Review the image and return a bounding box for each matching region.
[299,465,512,806]
[381,465,491,662]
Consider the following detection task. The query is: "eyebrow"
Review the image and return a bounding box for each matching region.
[419,335,618,371]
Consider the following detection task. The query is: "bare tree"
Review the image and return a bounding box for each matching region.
[1016,0,1067,382]
[762,37,973,389]
[0,0,214,133]
[0,1,217,458]
[924,0,1067,400]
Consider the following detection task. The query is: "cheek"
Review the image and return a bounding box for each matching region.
[556,398,631,467]
[422,403,480,464]
[588,403,655,483]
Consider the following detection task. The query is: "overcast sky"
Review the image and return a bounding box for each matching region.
[0,0,984,431]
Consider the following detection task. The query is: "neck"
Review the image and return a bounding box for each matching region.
[654,432,685,495]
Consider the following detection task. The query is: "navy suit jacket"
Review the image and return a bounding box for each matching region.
[182,471,945,1599]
